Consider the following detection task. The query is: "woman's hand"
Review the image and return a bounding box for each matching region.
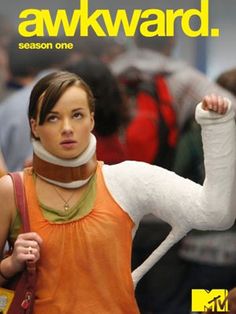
[2,232,43,277]
[202,94,228,114]
[11,232,43,270]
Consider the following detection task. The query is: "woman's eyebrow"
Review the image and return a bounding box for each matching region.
[72,107,86,112]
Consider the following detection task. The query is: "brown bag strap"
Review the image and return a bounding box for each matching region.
[9,172,30,232]
[8,172,36,273]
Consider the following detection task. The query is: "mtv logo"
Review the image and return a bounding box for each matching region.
[191,289,228,312]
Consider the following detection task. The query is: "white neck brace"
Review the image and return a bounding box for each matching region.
[32,134,97,188]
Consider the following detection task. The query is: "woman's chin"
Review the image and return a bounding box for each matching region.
[52,150,82,160]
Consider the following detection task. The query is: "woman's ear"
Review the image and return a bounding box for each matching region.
[90,112,95,132]
[30,118,39,139]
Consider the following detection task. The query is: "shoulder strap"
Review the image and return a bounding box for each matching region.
[8,172,36,276]
[8,172,30,233]
[6,173,37,314]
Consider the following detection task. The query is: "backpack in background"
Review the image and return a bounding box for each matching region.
[119,69,178,170]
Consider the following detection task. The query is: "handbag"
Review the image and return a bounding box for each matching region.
[0,172,37,314]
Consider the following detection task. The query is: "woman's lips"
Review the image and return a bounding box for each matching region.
[60,140,77,149]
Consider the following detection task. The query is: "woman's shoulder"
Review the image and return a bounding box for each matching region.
[0,172,22,210]
[0,173,14,192]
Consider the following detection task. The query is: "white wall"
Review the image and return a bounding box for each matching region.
[207,0,236,79]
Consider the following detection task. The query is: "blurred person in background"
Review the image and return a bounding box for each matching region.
[217,68,236,96]
[111,29,236,129]
[0,36,72,172]
[70,35,127,65]
[0,16,13,177]
[0,15,14,101]
[4,36,39,96]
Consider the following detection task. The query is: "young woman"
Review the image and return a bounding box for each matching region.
[0,71,235,314]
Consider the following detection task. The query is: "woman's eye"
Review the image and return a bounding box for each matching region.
[73,112,82,119]
[47,115,58,122]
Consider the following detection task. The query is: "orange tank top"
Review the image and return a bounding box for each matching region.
[24,163,140,314]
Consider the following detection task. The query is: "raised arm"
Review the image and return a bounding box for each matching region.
[102,95,236,285]
[145,95,236,232]
[194,95,236,230]
[104,95,235,230]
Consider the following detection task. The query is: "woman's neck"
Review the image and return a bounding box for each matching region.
[32,134,97,188]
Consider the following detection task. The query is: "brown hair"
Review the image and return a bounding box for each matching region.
[28,71,95,137]
[216,68,236,97]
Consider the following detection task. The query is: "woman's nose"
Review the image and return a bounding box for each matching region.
[61,118,73,135]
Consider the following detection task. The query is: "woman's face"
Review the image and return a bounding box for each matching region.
[31,85,94,159]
